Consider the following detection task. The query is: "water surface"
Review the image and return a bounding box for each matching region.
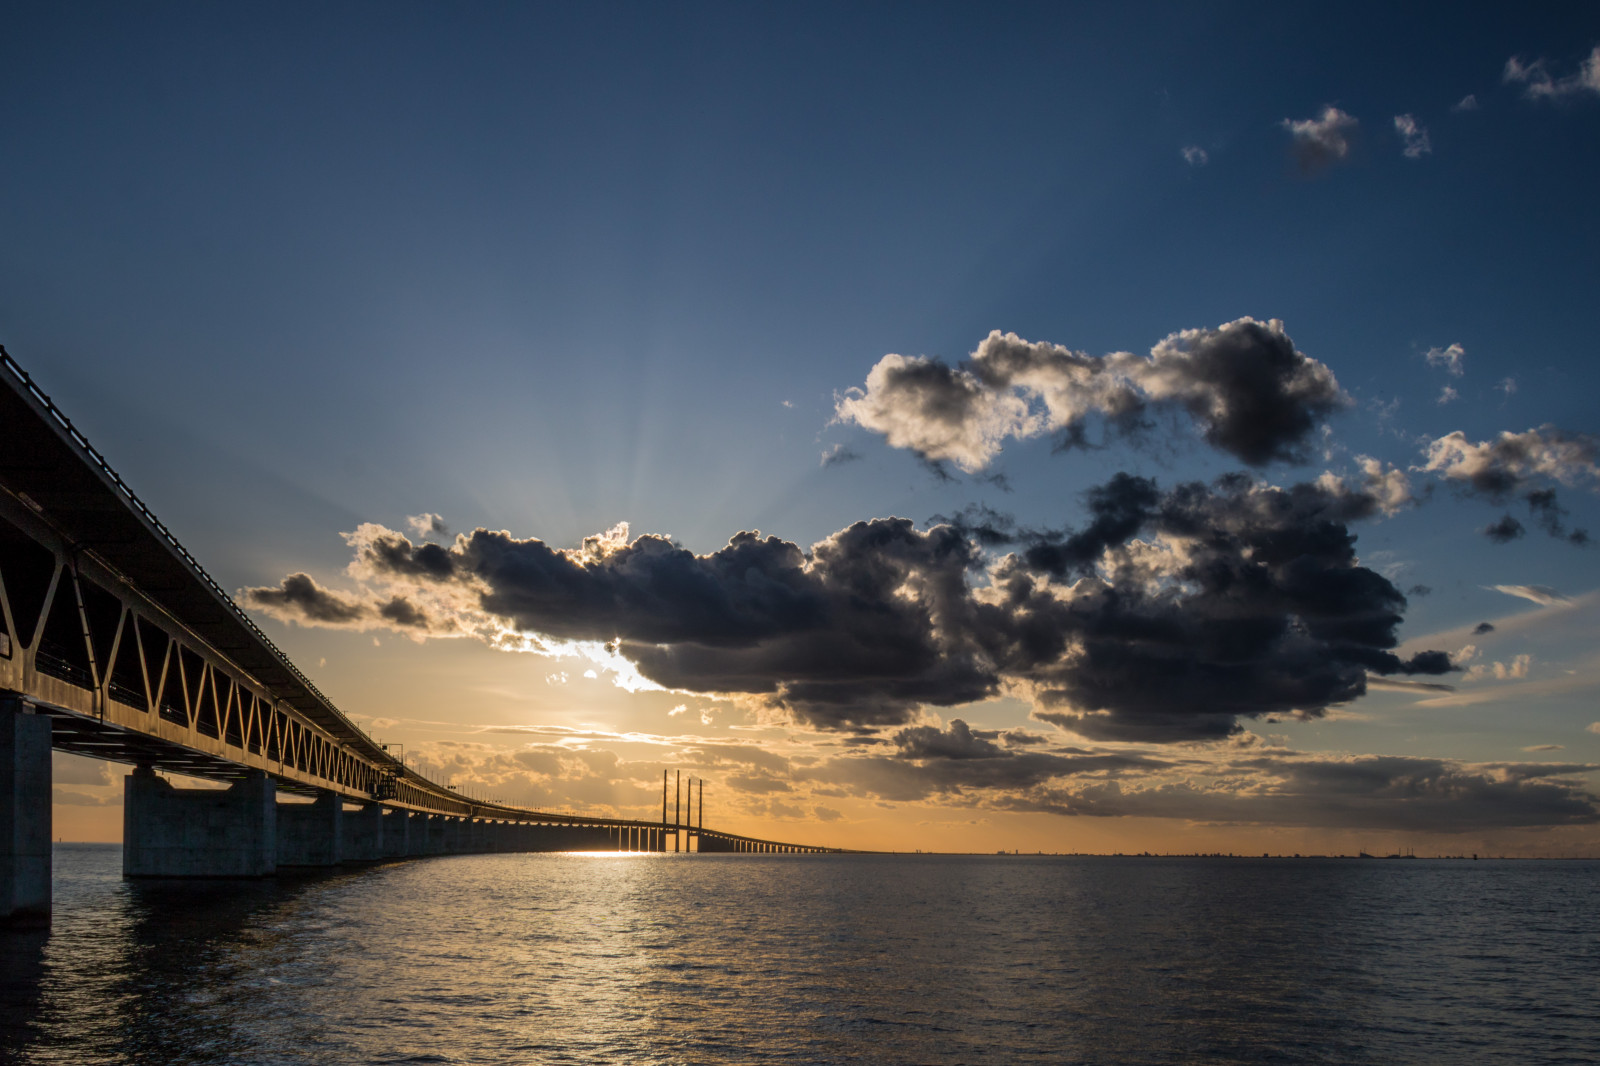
[2,845,1595,1064]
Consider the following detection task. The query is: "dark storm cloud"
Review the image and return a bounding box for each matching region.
[242,572,370,626]
[377,596,431,629]
[341,518,995,731]
[808,724,1171,802]
[247,470,1448,742]
[1484,515,1526,543]
[926,503,1025,548]
[1005,473,1452,742]
[1473,622,1495,635]
[1525,489,1590,545]
[894,719,1006,759]
[993,754,1600,832]
[835,318,1347,472]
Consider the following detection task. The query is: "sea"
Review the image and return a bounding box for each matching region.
[1,845,1595,1065]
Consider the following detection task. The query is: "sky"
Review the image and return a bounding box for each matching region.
[6,2,1600,855]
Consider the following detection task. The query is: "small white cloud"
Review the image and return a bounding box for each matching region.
[700,709,716,725]
[583,669,598,679]
[1493,653,1533,680]
[1425,342,1465,376]
[372,636,381,647]
[668,704,688,717]
[406,512,449,538]
[1496,376,1518,397]
[1522,743,1564,752]
[1282,106,1358,172]
[1452,94,1479,112]
[1437,384,1459,405]
[1181,145,1209,166]
[1504,46,1600,100]
[1394,114,1432,159]
[781,399,795,409]
[1355,455,1414,515]
[1488,584,1571,607]
[545,671,569,685]
[1588,722,1600,735]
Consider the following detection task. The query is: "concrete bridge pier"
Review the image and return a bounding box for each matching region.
[381,808,411,857]
[124,765,277,877]
[277,790,343,867]
[1,698,51,924]
[343,803,383,862]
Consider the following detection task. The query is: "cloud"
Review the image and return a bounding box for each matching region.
[241,571,436,633]
[1394,114,1431,158]
[820,443,863,467]
[407,513,449,538]
[1452,94,1479,113]
[243,572,373,626]
[1365,677,1455,694]
[1490,585,1571,607]
[998,753,1599,832]
[1006,472,1452,742]
[1281,106,1358,172]
[1356,456,1415,515]
[243,471,1449,742]
[1181,145,1208,166]
[834,318,1347,472]
[1424,343,1464,376]
[1473,622,1496,635]
[810,735,1600,833]
[1463,652,1534,683]
[1421,426,1600,496]
[1523,744,1564,752]
[894,719,1006,760]
[1421,426,1598,543]
[1589,722,1600,735]
[1484,515,1525,543]
[1437,385,1459,405]
[1504,46,1600,100]
[1497,376,1518,397]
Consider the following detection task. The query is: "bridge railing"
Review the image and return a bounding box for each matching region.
[0,347,349,732]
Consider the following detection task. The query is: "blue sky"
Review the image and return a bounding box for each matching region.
[7,3,1600,853]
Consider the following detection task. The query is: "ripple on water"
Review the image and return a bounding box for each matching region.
[2,849,1598,1064]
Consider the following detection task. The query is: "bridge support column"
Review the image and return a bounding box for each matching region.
[343,803,382,862]
[124,766,276,877]
[1,698,51,924]
[420,814,445,854]
[381,808,411,857]
[277,790,343,867]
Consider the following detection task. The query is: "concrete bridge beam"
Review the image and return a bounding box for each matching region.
[1,698,51,924]
[124,765,276,878]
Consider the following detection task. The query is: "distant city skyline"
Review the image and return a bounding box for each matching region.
[5,3,1599,853]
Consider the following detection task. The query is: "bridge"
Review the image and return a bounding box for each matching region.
[0,346,841,924]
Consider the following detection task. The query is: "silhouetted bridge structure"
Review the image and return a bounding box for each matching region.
[0,348,841,924]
